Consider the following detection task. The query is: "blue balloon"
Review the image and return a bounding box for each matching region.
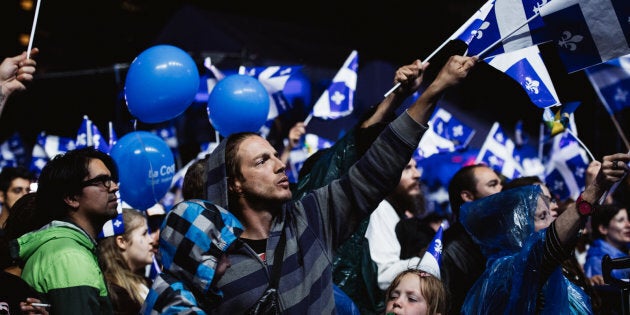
[207,74,270,137]
[125,45,200,123]
[110,131,175,210]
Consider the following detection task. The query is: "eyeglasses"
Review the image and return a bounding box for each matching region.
[540,194,557,207]
[81,175,116,190]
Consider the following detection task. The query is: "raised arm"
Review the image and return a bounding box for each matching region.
[407,55,477,126]
[554,153,630,244]
[360,59,426,129]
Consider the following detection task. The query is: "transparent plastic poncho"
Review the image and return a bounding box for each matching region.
[459,185,591,314]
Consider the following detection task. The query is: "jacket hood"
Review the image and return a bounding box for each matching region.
[205,138,229,209]
[459,184,541,261]
[13,220,96,263]
[158,199,243,295]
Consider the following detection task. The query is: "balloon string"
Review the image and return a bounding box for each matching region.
[133,119,138,131]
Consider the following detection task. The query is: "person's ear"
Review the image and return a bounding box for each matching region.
[115,235,127,250]
[598,225,608,237]
[0,192,5,204]
[63,195,80,208]
[460,190,475,202]
[228,177,243,195]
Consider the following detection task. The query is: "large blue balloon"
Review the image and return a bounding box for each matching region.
[110,131,175,210]
[125,45,200,123]
[207,74,270,137]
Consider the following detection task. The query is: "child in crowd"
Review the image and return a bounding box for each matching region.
[98,208,155,315]
[384,269,446,315]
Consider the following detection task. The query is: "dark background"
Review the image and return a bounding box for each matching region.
[0,0,627,165]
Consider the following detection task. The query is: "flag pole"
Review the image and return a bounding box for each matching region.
[473,13,539,59]
[303,113,313,127]
[382,43,446,98]
[26,0,42,59]
[584,72,630,151]
[383,0,493,97]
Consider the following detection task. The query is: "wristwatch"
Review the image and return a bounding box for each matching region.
[576,194,594,216]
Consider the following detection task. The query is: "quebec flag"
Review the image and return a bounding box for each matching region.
[241,65,303,120]
[543,130,589,201]
[416,225,443,279]
[585,54,630,114]
[97,211,125,239]
[76,115,109,153]
[452,0,495,45]
[311,50,358,120]
[476,122,524,179]
[467,0,553,58]
[416,108,476,160]
[539,0,630,73]
[485,46,560,108]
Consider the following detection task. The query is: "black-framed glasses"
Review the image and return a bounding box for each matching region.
[81,175,116,190]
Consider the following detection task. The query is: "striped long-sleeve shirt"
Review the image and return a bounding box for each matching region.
[212,112,427,314]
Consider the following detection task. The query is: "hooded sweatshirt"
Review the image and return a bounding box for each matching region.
[205,112,426,313]
[140,199,243,314]
[12,220,113,315]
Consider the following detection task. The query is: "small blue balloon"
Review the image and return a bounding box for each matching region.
[207,74,270,137]
[125,45,200,124]
[110,131,175,210]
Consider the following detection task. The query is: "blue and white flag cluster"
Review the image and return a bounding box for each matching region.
[242,65,303,121]
[542,129,589,201]
[539,0,630,73]
[76,115,109,153]
[416,225,443,279]
[0,133,26,171]
[585,54,630,115]
[30,132,76,176]
[476,122,524,180]
[467,0,552,58]
[485,46,560,108]
[416,108,475,160]
[312,50,358,120]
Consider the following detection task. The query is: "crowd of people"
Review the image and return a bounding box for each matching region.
[1,43,630,315]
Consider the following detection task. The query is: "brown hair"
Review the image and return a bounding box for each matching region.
[385,269,446,315]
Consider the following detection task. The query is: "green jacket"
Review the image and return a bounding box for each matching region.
[12,220,113,315]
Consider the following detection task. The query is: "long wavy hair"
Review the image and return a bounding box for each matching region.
[98,208,149,306]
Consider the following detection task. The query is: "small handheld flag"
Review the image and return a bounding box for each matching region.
[416,226,444,279]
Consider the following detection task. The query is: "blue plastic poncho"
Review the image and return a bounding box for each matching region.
[459,185,591,315]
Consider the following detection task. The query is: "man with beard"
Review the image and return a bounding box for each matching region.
[203,55,478,313]
[365,158,435,290]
